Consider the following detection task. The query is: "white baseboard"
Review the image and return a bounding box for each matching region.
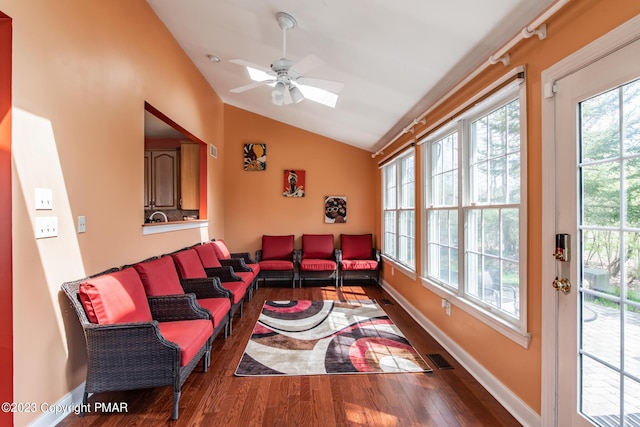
[28,383,85,427]
[381,280,541,427]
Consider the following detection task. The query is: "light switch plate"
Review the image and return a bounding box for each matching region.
[35,216,58,238]
[35,188,53,210]
[77,216,86,233]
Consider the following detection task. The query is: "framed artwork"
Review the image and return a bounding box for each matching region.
[283,170,305,197]
[243,143,266,171]
[324,196,347,223]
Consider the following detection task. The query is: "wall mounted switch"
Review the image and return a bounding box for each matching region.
[35,188,53,210]
[77,216,86,233]
[35,216,58,238]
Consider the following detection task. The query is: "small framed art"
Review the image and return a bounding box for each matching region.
[243,143,266,171]
[283,170,305,197]
[324,196,347,223]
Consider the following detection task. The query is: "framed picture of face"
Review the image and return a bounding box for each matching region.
[324,196,347,223]
[283,170,305,197]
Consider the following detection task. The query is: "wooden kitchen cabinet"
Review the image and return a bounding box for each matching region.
[179,143,200,210]
[144,149,178,209]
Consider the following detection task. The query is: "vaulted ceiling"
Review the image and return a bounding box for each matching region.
[146,0,554,152]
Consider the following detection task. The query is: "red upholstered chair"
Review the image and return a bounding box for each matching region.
[255,235,296,288]
[298,234,339,287]
[209,239,260,295]
[61,267,213,420]
[174,247,249,335]
[339,234,381,286]
[194,242,254,303]
[132,255,232,340]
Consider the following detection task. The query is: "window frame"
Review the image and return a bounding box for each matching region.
[382,149,416,274]
[421,81,530,348]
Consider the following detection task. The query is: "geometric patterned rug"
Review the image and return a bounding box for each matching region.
[235,300,432,376]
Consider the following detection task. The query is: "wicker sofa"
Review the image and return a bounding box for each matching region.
[61,266,214,420]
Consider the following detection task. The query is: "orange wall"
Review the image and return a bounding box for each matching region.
[0,1,225,425]
[223,105,377,253]
[376,0,640,413]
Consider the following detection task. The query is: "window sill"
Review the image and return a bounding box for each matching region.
[381,256,417,280]
[421,277,531,349]
[142,219,208,235]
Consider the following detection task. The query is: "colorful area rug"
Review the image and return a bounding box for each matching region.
[235,300,432,376]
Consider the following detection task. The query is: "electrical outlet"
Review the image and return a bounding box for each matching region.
[35,188,53,210]
[35,216,58,238]
[445,301,451,316]
[77,216,86,233]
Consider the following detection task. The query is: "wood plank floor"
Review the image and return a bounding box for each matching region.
[57,282,522,427]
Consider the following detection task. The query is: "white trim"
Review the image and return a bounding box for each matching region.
[28,382,86,427]
[381,255,417,281]
[540,14,640,427]
[142,219,208,235]
[421,277,531,348]
[381,280,541,427]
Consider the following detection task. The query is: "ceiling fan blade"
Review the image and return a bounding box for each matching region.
[230,80,274,93]
[296,76,344,94]
[229,59,272,75]
[289,54,325,75]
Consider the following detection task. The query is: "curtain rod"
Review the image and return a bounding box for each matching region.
[371,0,571,159]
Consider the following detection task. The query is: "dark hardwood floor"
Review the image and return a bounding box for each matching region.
[57,281,522,427]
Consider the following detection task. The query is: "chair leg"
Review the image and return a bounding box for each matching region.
[172,390,180,420]
[80,391,88,417]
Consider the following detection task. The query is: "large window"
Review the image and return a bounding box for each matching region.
[383,151,415,269]
[423,82,527,337]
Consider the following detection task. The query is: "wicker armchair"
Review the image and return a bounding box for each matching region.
[255,235,296,288]
[298,234,340,287]
[209,240,260,295]
[61,267,213,420]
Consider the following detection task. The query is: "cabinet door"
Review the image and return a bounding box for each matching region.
[151,150,178,209]
[180,143,200,210]
[144,151,151,208]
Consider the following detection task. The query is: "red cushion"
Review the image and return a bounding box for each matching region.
[340,234,374,260]
[211,240,231,260]
[197,298,231,328]
[194,243,223,268]
[302,234,334,259]
[157,319,212,367]
[221,282,248,304]
[261,235,294,260]
[134,257,185,296]
[173,249,207,279]
[258,260,294,271]
[235,271,255,286]
[79,268,152,324]
[341,259,379,271]
[300,259,337,271]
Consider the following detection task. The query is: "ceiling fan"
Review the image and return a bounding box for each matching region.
[229,12,344,107]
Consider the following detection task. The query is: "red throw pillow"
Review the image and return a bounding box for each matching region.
[302,234,334,259]
[133,256,185,296]
[340,234,373,260]
[261,235,294,260]
[173,249,207,279]
[79,268,153,324]
[194,243,223,268]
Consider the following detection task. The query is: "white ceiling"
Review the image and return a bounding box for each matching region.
[146,0,554,152]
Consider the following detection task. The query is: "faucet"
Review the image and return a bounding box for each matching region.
[148,211,168,223]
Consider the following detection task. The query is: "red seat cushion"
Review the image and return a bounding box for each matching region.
[235,271,255,286]
[302,234,334,259]
[261,235,294,260]
[341,259,379,271]
[158,319,212,367]
[300,259,337,271]
[221,282,248,304]
[173,249,207,279]
[194,243,223,268]
[79,268,152,324]
[134,256,185,296]
[340,234,374,260]
[210,240,232,260]
[197,298,231,328]
[258,260,294,271]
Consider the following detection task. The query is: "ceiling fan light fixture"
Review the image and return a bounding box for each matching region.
[272,81,286,105]
[289,85,304,103]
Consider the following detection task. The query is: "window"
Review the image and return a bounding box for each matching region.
[423,81,527,342]
[383,150,415,269]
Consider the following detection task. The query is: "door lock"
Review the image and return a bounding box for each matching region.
[553,277,571,294]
